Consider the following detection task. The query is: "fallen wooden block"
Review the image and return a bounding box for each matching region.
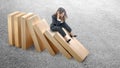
[27,15,45,52]
[14,12,26,48]
[72,37,89,60]
[21,13,34,50]
[8,11,20,46]
[63,28,89,60]
[44,30,72,59]
[63,28,89,59]
[54,32,89,62]
[33,18,58,56]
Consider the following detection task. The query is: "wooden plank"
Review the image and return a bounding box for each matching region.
[63,28,89,60]
[44,30,72,59]
[8,11,20,46]
[21,13,34,50]
[27,15,45,52]
[33,19,57,56]
[72,37,89,60]
[14,12,26,48]
[42,19,59,54]
[54,32,88,62]
[45,36,59,54]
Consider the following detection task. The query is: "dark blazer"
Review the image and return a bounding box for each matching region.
[50,15,65,27]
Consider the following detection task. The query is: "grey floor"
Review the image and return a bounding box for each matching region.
[0,0,120,68]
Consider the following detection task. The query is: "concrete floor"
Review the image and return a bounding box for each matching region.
[0,0,120,68]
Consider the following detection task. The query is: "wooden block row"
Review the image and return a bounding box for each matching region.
[33,18,58,55]
[32,17,72,57]
[8,11,89,62]
[8,11,34,49]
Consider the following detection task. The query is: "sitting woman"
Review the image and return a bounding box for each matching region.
[50,7,77,43]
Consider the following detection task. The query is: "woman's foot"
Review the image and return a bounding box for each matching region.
[69,32,77,38]
[64,36,71,43]
[66,39,71,43]
[70,34,77,38]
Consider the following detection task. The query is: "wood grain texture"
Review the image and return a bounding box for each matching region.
[14,12,26,48]
[27,15,45,52]
[8,11,20,46]
[21,13,34,50]
[44,30,72,59]
[33,19,57,55]
[54,32,89,62]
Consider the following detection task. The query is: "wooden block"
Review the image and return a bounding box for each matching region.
[33,19,57,56]
[72,37,89,60]
[44,30,72,59]
[14,12,26,48]
[41,19,59,54]
[21,13,34,50]
[54,32,89,62]
[8,11,20,46]
[63,28,89,60]
[27,15,45,52]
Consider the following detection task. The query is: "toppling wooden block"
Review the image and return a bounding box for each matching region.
[54,32,89,62]
[33,18,58,56]
[72,37,89,59]
[44,30,72,59]
[21,13,34,50]
[27,15,45,52]
[8,11,20,46]
[63,28,89,60]
[14,12,26,48]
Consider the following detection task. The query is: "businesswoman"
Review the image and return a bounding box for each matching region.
[50,7,77,43]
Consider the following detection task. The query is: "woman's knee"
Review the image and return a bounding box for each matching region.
[51,26,61,31]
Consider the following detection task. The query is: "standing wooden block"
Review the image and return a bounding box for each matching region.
[33,19,58,56]
[8,11,20,46]
[27,15,45,52]
[54,32,89,62]
[21,13,34,50]
[14,12,26,48]
[44,30,72,59]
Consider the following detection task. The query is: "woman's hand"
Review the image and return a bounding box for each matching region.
[57,11,64,23]
[57,12,60,19]
[57,11,61,21]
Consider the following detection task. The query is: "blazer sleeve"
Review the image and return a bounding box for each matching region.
[52,15,61,26]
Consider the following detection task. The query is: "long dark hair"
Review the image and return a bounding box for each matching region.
[54,7,68,21]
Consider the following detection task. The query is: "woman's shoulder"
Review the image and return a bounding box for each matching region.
[52,14,57,18]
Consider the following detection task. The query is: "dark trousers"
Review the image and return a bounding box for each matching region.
[50,23,72,37]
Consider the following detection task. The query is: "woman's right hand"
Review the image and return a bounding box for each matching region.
[57,11,61,21]
[57,11,60,19]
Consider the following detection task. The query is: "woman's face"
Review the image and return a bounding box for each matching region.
[59,12,64,17]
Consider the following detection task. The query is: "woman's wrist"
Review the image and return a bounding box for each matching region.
[57,18,61,21]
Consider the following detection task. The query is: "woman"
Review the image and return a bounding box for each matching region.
[50,7,77,43]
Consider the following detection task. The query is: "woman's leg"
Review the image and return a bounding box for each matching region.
[61,23,77,37]
[51,26,66,37]
[61,22,72,33]
[51,26,71,43]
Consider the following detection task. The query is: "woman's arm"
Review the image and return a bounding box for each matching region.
[52,15,61,26]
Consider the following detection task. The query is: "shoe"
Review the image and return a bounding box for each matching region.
[66,39,71,43]
[70,35,77,38]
